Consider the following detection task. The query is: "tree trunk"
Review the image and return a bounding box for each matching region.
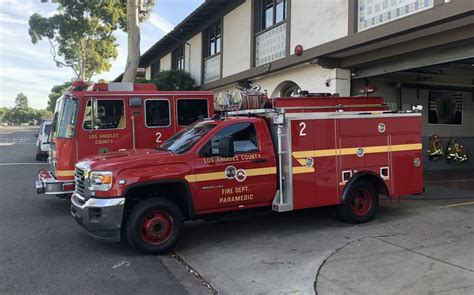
[122,0,141,82]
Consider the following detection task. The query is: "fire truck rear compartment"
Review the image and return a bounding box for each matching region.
[269,110,422,213]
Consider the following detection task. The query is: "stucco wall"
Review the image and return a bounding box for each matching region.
[187,33,202,85]
[160,53,172,71]
[145,66,151,80]
[290,0,348,54]
[214,64,350,98]
[222,0,252,78]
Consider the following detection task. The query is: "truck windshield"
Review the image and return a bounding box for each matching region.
[159,122,215,154]
[51,96,78,139]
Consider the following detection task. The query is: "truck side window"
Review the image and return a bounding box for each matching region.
[145,99,170,127]
[177,99,209,126]
[204,123,258,156]
[83,100,125,130]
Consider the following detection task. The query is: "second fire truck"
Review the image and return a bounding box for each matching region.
[36,82,214,197]
[71,94,424,254]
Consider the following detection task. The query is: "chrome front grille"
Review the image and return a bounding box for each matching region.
[50,158,57,177]
[75,168,86,196]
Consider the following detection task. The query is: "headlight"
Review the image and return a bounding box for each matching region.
[89,171,113,191]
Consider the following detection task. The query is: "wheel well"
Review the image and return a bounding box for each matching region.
[123,182,193,220]
[342,172,389,202]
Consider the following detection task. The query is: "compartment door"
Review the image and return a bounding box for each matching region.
[313,119,338,207]
[390,134,423,196]
[290,119,316,209]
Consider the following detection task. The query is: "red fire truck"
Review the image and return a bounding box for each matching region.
[36,82,214,197]
[70,95,423,254]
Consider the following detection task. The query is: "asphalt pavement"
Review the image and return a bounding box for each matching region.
[0,127,211,295]
[1,127,473,294]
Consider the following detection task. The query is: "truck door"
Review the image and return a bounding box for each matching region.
[137,97,174,149]
[191,122,276,213]
[77,97,133,158]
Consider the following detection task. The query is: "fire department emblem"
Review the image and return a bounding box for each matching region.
[225,166,237,179]
[356,147,365,157]
[378,123,386,133]
[305,157,314,167]
[235,169,247,182]
[414,158,421,167]
[99,147,109,154]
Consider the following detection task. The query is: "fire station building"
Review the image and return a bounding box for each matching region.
[127,0,474,171]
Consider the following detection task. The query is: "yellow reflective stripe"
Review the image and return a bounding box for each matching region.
[297,159,307,166]
[390,143,422,152]
[56,170,75,177]
[292,143,422,159]
[292,149,337,158]
[185,171,224,183]
[291,143,421,176]
[292,166,315,174]
[185,166,277,183]
[246,167,277,176]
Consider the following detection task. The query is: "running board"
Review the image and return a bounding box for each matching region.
[272,190,293,212]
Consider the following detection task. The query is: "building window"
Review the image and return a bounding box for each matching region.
[358,0,434,31]
[151,62,159,79]
[255,0,287,66]
[203,21,222,84]
[172,45,185,70]
[206,21,222,57]
[262,0,286,30]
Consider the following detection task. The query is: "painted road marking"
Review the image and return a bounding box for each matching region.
[446,201,474,208]
[426,179,474,184]
[0,143,14,146]
[0,163,46,166]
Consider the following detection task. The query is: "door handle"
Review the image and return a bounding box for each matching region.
[252,158,267,163]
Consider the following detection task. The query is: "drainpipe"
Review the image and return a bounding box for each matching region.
[185,42,191,73]
[396,82,402,111]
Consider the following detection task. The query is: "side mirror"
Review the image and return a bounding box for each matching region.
[199,144,212,158]
[34,133,39,138]
[218,136,234,158]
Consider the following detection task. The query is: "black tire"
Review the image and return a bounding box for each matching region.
[126,198,184,255]
[35,153,42,161]
[337,179,378,224]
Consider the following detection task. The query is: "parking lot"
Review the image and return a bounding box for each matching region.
[1,126,473,294]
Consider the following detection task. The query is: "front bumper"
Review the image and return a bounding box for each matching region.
[70,192,125,242]
[36,169,75,195]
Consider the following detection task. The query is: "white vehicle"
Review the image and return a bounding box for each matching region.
[35,120,52,160]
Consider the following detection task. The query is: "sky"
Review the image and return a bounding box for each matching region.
[0,0,204,109]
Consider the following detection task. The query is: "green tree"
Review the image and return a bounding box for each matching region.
[29,1,156,83]
[0,107,8,122]
[3,107,52,125]
[15,93,29,109]
[28,1,125,82]
[153,70,195,91]
[4,108,31,125]
[47,82,71,112]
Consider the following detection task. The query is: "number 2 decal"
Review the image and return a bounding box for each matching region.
[299,122,307,136]
[155,132,162,143]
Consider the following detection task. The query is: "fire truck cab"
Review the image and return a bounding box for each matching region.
[70,95,424,254]
[36,82,214,197]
